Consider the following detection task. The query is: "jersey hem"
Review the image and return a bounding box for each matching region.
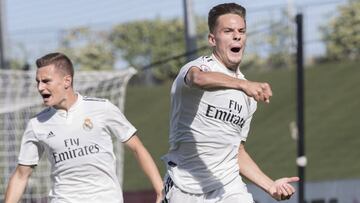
[18,160,38,166]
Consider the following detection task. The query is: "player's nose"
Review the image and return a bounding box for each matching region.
[233,31,241,41]
[37,82,45,92]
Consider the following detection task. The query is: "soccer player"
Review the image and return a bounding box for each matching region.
[162,3,299,203]
[5,52,163,203]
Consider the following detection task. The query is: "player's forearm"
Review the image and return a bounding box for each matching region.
[132,146,163,194]
[5,172,30,203]
[188,69,246,90]
[238,146,274,193]
[187,68,272,103]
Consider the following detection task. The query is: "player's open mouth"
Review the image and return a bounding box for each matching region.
[42,94,51,100]
[230,47,241,53]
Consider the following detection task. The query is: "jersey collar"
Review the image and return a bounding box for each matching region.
[54,93,82,117]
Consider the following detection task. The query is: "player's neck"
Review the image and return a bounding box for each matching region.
[212,53,240,72]
[54,91,78,111]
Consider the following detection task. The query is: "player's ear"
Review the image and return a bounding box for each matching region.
[64,75,72,89]
[208,33,216,47]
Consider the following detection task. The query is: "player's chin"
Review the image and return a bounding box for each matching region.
[42,101,51,107]
[228,58,242,68]
[42,99,53,107]
[228,54,242,64]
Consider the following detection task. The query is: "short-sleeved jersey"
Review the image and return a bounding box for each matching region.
[163,54,257,194]
[18,94,136,203]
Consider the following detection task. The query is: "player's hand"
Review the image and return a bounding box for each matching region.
[242,81,272,103]
[268,177,299,201]
[155,190,164,203]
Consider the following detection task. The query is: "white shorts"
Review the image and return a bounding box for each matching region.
[162,174,254,203]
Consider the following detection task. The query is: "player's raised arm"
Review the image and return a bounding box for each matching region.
[237,142,299,201]
[186,66,273,103]
[5,165,34,203]
[124,134,163,203]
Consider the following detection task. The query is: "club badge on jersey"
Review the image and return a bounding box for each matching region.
[83,118,93,131]
[200,64,210,72]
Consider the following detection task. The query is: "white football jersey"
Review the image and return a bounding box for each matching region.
[163,54,257,194]
[18,94,136,203]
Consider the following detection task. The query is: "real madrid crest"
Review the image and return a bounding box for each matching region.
[200,64,210,72]
[83,118,93,131]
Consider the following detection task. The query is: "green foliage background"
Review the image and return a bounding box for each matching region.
[322,0,360,61]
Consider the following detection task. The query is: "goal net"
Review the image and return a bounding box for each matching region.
[0,67,136,202]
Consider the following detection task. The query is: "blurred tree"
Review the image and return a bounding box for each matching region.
[265,9,295,69]
[322,0,360,61]
[59,27,115,71]
[109,17,209,81]
[6,43,31,70]
[8,58,25,70]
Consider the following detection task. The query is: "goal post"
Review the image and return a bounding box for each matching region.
[0,67,136,202]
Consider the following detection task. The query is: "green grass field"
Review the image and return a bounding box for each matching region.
[122,60,360,191]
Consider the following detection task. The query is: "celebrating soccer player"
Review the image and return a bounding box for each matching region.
[4,52,163,203]
[162,3,299,203]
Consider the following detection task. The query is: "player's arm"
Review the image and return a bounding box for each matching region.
[124,134,163,203]
[237,142,299,201]
[5,164,34,203]
[185,66,272,103]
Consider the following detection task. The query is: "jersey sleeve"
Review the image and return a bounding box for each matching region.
[104,101,137,143]
[18,121,44,166]
[239,98,258,141]
[179,56,212,87]
[239,115,253,141]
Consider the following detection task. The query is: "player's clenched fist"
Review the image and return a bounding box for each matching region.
[242,81,273,104]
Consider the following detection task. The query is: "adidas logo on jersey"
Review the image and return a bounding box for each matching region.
[47,131,55,138]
